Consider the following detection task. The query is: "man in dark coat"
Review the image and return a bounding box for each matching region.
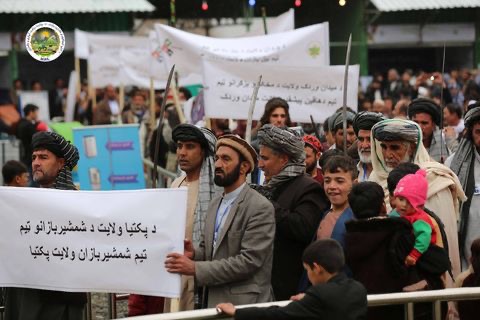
[253,124,330,301]
[4,131,86,320]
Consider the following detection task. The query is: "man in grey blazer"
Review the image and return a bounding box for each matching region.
[166,134,275,308]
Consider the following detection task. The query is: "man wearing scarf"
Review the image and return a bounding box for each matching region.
[353,111,386,182]
[129,124,219,315]
[254,124,330,301]
[369,119,466,283]
[448,104,480,267]
[408,98,458,162]
[5,131,85,320]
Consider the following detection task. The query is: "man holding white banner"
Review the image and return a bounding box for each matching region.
[5,131,86,320]
[165,135,275,308]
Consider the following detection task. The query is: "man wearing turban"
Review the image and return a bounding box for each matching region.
[352,111,385,182]
[447,103,480,267]
[5,131,85,320]
[408,98,458,162]
[130,124,219,314]
[369,119,466,284]
[329,111,356,151]
[254,124,330,301]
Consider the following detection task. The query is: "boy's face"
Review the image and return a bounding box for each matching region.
[303,262,329,286]
[395,196,416,216]
[323,169,354,208]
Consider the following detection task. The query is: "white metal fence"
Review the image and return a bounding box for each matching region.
[120,287,480,320]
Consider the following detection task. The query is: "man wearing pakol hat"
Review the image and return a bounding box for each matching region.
[369,118,466,283]
[303,135,323,184]
[130,124,218,314]
[4,131,85,319]
[254,124,329,301]
[165,135,275,308]
[352,111,386,182]
[447,102,480,267]
[408,98,458,162]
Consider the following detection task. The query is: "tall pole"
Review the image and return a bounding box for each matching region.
[245,75,262,145]
[152,65,175,188]
[342,34,352,155]
[261,7,268,35]
[439,43,446,164]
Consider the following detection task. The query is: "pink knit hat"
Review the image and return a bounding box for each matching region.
[394,169,428,208]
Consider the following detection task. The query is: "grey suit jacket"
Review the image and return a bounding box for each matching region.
[194,184,275,307]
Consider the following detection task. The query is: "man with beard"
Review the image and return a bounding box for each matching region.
[352,111,386,182]
[254,124,330,301]
[130,124,218,314]
[303,135,323,184]
[165,135,275,308]
[369,119,466,283]
[5,131,86,320]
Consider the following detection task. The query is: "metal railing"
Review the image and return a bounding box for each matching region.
[143,158,177,188]
[120,287,480,320]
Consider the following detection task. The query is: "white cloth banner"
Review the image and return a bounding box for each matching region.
[154,23,330,84]
[65,70,77,122]
[202,60,359,123]
[0,187,187,297]
[209,9,294,38]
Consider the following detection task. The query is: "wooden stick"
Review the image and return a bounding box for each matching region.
[245,75,262,145]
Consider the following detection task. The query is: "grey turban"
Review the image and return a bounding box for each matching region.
[257,124,305,163]
[332,111,356,131]
[353,111,386,136]
[465,106,480,128]
[372,120,420,144]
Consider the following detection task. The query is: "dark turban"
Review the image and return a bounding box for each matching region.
[31,131,79,170]
[172,124,216,156]
[257,124,305,163]
[407,98,441,126]
[31,131,79,190]
[352,111,386,136]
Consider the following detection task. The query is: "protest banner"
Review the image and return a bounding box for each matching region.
[0,187,186,297]
[154,22,330,82]
[73,125,146,190]
[209,8,294,38]
[202,60,359,123]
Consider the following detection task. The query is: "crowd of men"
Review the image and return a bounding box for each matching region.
[2,67,480,320]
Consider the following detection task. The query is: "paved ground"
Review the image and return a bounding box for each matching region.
[90,293,129,319]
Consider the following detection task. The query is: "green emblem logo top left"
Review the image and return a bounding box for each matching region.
[25,22,65,62]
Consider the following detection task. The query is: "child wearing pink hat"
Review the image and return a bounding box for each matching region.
[394,169,437,266]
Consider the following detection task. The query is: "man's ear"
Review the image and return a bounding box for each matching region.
[409,143,416,157]
[240,161,250,175]
[57,157,66,169]
[313,262,324,274]
[279,153,289,166]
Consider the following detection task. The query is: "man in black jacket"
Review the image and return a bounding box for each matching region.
[252,124,330,301]
[217,239,367,320]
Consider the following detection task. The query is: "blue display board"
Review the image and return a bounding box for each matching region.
[73,124,146,190]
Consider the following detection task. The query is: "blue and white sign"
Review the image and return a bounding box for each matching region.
[73,124,146,190]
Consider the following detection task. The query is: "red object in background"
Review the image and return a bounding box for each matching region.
[36,121,48,132]
[201,1,208,10]
[294,0,302,7]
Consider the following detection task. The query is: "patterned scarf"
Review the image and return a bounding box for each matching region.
[193,128,219,246]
